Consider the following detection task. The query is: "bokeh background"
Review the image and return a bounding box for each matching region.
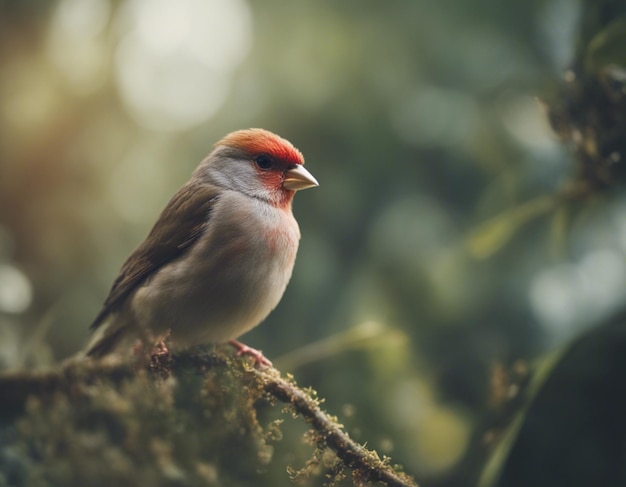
[1,0,624,484]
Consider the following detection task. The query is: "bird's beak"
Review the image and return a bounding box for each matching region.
[283,165,319,191]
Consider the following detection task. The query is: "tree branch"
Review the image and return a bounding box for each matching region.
[257,367,416,487]
[0,350,417,487]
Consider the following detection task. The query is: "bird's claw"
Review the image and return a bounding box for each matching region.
[228,340,273,368]
[152,340,169,356]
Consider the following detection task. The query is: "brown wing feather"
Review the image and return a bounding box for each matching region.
[90,181,221,330]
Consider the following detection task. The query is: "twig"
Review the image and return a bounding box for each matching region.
[255,367,417,487]
[173,350,418,486]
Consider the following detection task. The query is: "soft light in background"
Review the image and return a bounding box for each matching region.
[3,0,620,484]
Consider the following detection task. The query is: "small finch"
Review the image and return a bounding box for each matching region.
[84,128,318,366]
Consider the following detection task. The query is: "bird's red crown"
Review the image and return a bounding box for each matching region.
[216,128,305,166]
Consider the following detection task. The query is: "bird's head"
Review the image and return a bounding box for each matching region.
[196,128,318,209]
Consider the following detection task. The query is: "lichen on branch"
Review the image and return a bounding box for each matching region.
[0,349,416,487]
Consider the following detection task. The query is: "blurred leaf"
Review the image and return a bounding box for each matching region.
[549,204,570,258]
[275,321,408,371]
[479,349,563,487]
[480,311,626,487]
[585,17,626,73]
[467,195,558,259]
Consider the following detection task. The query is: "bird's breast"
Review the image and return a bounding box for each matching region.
[138,192,301,344]
[205,193,300,271]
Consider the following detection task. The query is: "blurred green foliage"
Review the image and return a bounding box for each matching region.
[1,0,626,485]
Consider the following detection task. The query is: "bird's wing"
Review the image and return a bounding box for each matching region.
[90,181,221,330]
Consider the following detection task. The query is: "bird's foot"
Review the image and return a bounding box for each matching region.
[152,340,169,356]
[149,337,172,377]
[228,340,273,368]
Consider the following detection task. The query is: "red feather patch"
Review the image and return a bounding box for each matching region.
[216,128,304,166]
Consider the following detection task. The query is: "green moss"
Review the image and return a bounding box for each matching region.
[1,357,273,487]
[0,350,415,487]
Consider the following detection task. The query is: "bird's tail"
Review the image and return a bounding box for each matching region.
[78,321,129,359]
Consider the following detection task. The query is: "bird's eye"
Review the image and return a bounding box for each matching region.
[255,155,273,170]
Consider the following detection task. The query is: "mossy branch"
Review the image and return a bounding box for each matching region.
[257,367,416,487]
[0,349,416,487]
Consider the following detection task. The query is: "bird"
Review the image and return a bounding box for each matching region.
[83,128,318,366]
